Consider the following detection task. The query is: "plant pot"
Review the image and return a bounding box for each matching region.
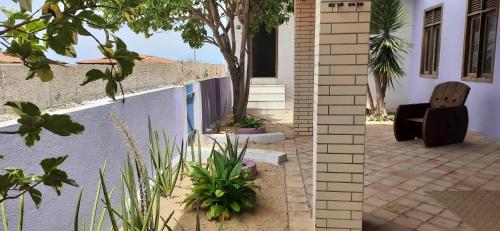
[236,127,266,134]
[242,159,257,179]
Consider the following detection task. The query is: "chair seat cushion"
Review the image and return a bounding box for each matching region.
[407,117,424,123]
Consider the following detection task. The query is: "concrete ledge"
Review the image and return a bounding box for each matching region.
[202,132,285,144]
[186,147,287,165]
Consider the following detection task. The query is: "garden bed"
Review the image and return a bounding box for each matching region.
[159,163,288,230]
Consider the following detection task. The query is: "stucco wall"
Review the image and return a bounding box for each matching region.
[199,77,233,132]
[0,75,232,230]
[278,16,296,109]
[0,62,226,114]
[408,0,500,138]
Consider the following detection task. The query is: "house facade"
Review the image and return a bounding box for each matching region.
[408,0,500,138]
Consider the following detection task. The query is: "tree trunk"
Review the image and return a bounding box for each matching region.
[228,64,247,123]
[373,74,387,116]
[367,85,375,114]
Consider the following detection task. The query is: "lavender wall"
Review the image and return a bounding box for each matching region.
[408,0,500,138]
[0,76,233,230]
[200,77,233,132]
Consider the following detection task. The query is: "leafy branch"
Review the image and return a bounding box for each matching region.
[0,155,78,208]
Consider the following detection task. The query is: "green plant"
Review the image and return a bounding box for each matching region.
[183,135,256,221]
[214,101,228,133]
[234,116,264,129]
[148,117,184,198]
[369,0,411,116]
[73,156,175,231]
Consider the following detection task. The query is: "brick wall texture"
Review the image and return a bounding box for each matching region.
[294,0,316,136]
[0,62,226,114]
[313,1,371,230]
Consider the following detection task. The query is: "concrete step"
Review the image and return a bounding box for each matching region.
[248,101,286,110]
[248,84,286,110]
[248,93,285,102]
[250,77,278,85]
[249,85,285,94]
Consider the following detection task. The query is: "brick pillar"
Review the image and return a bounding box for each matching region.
[294,0,316,136]
[313,1,371,230]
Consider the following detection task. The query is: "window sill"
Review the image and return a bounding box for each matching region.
[461,76,493,83]
[420,74,438,79]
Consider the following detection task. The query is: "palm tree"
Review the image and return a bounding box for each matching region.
[369,0,411,116]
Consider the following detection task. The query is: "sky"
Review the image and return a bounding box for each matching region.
[1,1,225,64]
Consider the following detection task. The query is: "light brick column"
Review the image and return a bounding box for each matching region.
[313,1,371,230]
[294,0,316,136]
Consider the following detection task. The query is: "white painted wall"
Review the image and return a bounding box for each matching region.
[277,15,295,109]
[368,0,414,112]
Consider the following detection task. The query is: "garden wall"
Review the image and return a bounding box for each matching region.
[0,76,232,230]
[0,62,226,114]
[198,77,233,133]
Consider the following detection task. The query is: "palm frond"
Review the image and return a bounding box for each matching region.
[369,0,411,89]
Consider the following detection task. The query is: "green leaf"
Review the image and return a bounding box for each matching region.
[40,156,68,173]
[105,80,118,100]
[25,70,36,80]
[215,189,224,198]
[34,68,54,82]
[74,188,83,231]
[0,155,3,160]
[230,201,240,212]
[5,101,41,116]
[41,114,84,136]
[81,69,106,86]
[17,194,24,231]
[27,188,42,208]
[18,122,42,147]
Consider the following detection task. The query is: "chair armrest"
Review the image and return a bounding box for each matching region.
[393,103,430,141]
[422,106,469,147]
[395,103,430,120]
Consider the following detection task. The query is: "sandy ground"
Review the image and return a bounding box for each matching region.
[159,163,288,231]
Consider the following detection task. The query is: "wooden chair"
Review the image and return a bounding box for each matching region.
[394,81,470,147]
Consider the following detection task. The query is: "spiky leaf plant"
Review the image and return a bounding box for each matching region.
[369,0,411,115]
[183,135,256,221]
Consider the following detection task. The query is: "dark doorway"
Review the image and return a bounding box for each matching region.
[252,27,277,77]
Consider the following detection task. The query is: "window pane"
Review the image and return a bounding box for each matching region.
[469,18,481,74]
[427,27,434,73]
[422,28,430,74]
[434,25,441,73]
[482,14,497,75]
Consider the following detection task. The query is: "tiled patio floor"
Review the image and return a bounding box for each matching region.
[296,123,500,231]
[362,123,500,231]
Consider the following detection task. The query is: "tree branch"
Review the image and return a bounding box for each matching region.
[0,181,42,204]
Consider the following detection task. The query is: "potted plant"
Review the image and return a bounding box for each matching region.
[235,116,265,134]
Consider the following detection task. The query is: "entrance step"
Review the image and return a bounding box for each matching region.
[248,85,286,110]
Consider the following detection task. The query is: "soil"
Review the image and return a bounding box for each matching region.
[159,163,288,231]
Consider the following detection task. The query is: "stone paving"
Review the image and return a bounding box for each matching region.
[295,123,500,231]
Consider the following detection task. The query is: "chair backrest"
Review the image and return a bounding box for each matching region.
[429,81,470,108]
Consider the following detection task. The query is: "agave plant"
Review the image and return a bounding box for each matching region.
[148,117,185,198]
[183,135,256,221]
[74,155,176,231]
[234,116,264,129]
